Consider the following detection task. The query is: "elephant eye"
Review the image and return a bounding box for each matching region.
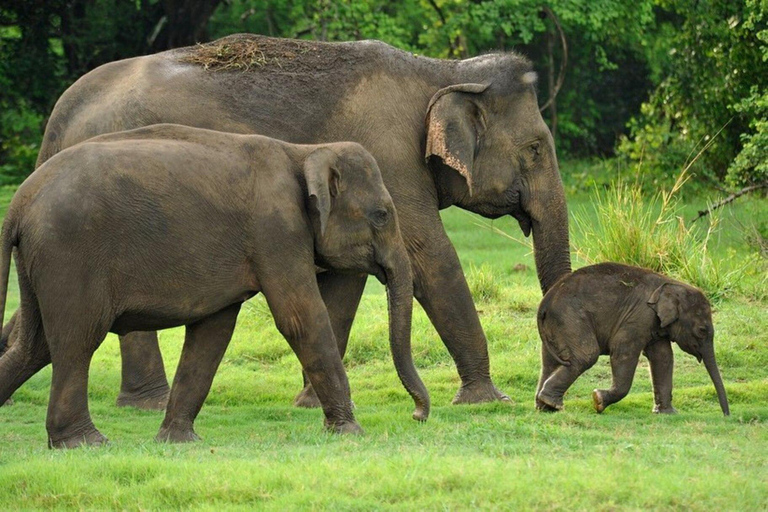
[695,325,708,338]
[529,141,541,157]
[370,208,389,228]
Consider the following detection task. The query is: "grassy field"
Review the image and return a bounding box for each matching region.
[0,180,766,510]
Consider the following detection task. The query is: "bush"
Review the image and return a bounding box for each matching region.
[572,171,745,301]
[0,104,43,185]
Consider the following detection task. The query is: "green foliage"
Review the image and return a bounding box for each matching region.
[729,87,768,187]
[620,0,768,187]
[726,1,768,186]
[0,104,42,185]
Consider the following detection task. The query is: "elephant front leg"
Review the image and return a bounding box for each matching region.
[264,276,360,434]
[593,346,643,413]
[293,271,367,409]
[644,340,677,414]
[116,331,170,410]
[156,303,241,443]
[408,225,508,404]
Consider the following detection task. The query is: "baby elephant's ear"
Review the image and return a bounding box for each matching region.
[303,148,341,236]
[648,283,679,328]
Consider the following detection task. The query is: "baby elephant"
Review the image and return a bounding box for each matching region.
[535,263,729,416]
[0,124,429,448]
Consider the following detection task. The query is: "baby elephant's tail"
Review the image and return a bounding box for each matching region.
[537,304,572,367]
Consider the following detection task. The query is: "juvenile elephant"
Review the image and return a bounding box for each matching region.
[0,124,429,448]
[27,34,571,409]
[535,263,729,416]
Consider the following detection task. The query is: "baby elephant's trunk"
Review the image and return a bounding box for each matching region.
[701,341,729,416]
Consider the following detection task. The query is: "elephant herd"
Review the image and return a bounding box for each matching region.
[0,34,728,449]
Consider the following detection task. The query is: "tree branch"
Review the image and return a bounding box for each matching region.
[538,5,567,113]
[689,182,768,224]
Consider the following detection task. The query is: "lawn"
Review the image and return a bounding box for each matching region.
[0,178,766,510]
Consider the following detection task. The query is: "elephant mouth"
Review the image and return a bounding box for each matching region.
[374,265,388,285]
[511,211,532,237]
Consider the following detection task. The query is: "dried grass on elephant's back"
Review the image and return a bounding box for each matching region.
[179,35,323,72]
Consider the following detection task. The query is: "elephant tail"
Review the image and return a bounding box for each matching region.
[0,207,19,337]
[537,304,572,367]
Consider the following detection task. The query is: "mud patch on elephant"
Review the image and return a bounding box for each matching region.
[178,34,329,72]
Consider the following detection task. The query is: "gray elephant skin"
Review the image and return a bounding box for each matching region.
[535,263,729,416]
[0,124,429,448]
[14,34,571,409]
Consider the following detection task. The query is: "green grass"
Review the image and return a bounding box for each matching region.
[0,179,767,510]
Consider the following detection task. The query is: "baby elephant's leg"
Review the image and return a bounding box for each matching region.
[535,343,562,411]
[593,343,643,413]
[537,333,599,411]
[643,340,677,414]
[156,303,241,443]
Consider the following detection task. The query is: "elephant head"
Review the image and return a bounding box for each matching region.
[648,282,730,416]
[303,143,430,421]
[425,57,571,293]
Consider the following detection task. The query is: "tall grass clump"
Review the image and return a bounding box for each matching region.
[573,171,743,300]
[467,262,503,303]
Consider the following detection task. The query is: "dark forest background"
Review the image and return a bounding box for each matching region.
[1,0,766,189]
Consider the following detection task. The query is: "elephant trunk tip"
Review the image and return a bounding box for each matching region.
[412,399,430,422]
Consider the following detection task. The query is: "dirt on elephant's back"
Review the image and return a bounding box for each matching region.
[177,34,344,73]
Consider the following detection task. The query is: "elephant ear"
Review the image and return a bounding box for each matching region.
[425,83,489,196]
[303,148,341,236]
[648,283,680,328]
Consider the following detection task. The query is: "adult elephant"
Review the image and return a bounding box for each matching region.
[22,34,571,408]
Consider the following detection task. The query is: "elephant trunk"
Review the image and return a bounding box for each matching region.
[702,342,729,416]
[527,161,572,294]
[377,233,430,421]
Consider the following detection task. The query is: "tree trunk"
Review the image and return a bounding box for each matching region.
[151,0,222,52]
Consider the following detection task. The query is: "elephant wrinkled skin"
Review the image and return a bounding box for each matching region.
[0,125,429,448]
[22,34,571,408]
[535,263,730,416]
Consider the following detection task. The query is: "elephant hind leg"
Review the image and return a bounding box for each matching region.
[156,303,241,444]
[39,283,112,448]
[537,333,599,411]
[45,319,111,449]
[116,331,170,410]
[536,342,561,411]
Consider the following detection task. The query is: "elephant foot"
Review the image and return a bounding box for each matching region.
[452,379,512,405]
[324,419,364,435]
[293,384,322,408]
[653,404,678,414]
[535,396,560,412]
[116,385,170,411]
[535,391,564,412]
[155,421,201,443]
[592,390,607,413]
[48,428,108,449]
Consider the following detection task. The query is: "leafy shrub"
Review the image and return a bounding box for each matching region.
[0,104,43,185]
